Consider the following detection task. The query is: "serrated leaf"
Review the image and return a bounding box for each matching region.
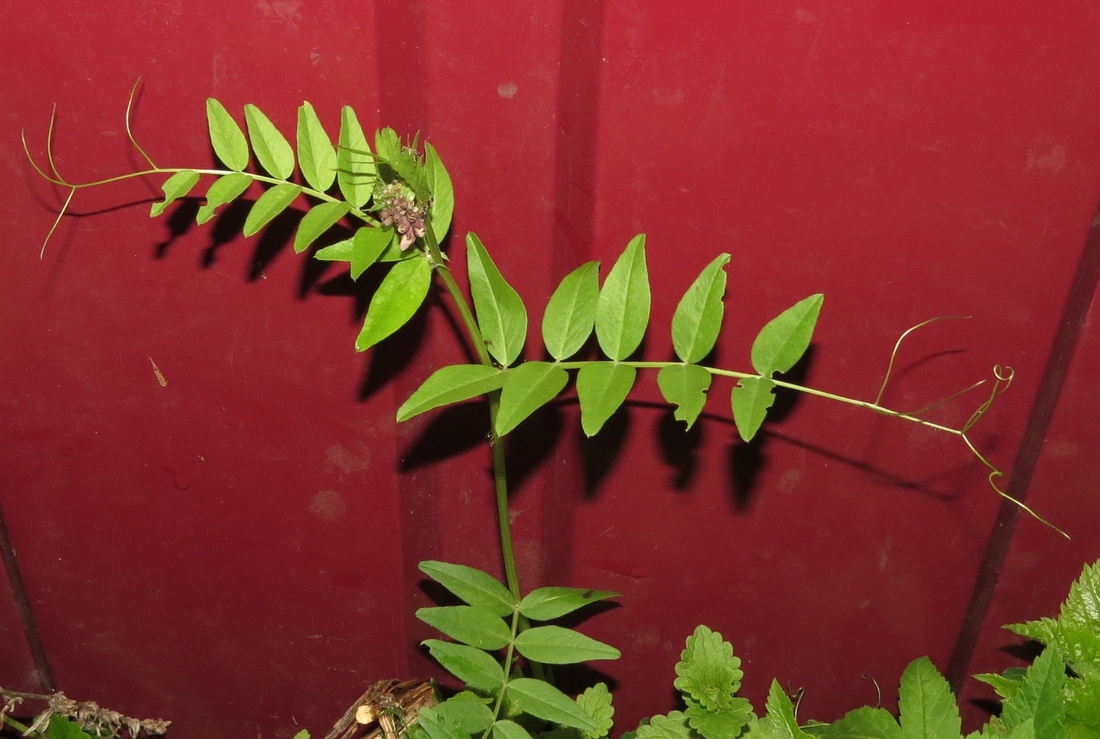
[657,364,712,430]
[751,294,824,377]
[419,561,517,617]
[423,639,505,693]
[674,625,743,712]
[595,234,650,360]
[355,256,432,352]
[417,606,511,650]
[1010,562,1100,675]
[467,232,527,367]
[494,720,535,739]
[297,101,337,192]
[351,227,397,279]
[495,362,569,437]
[505,678,598,732]
[243,183,301,236]
[578,683,615,739]
[151,170,200,217]
[975,669,1027,702]
[244,104,294,179]
[543,261,600,361]
[761,680,814,739]
[206,98,249,171]
[294,201,351,253]
[434,696,495,733]
[898,657,962,739]
[731,376,776,442]
[338,106,375,207]
[636,712,693,739]
[425,142,454,243]
[576,362,636,437]
[813,707,903,739]
[518,587,620,621]
[1001,647,1066,739]
[513,626,620,664]
[685,697,754,739]
[196,172,252,224]
[398,365,507,422]
[672,254,730,363]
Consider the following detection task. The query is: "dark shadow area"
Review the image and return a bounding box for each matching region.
[506,405,566,496]
[764,343,816,423]
[728,434,767,511]
[656,408,705,490]
[154,198,200,258]
[580,407,630,498]
[201,198,253,268]
[398,401,491,472]
[246,206,306,282]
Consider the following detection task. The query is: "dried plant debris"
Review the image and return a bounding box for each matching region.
[0,686,169,738]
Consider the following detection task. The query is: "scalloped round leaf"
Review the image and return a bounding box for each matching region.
[595,234,650,361]
[684,698,753,739]
[243,183,301,237]
[397,365,506,422]
[467,232,527,368]
[543,261,600,361]
[672,254,730,363]
[577,683,614,739]
[730,377,776,443]
[294,201,351,253]
[418,561,516,617]
[297,102,337,192]
[495,362,569,437]
[355,257,432,352]
[674,625,742,712]
[206,98,249,171]
[657,364,712,430]
[505,679,598,732]
[750,294,824,377]
[635,712,692,739]
[423,639,505,693]
[337,106,376,208]
[576,362,636,437]
[518,587,620,621]
[416,606,511,650]
[513,625,620,664]
[150,170,200,217]
[196,173,252,225]
[244,104,295,180]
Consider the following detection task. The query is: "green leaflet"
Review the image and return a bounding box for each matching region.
[355,256,432,352]
[433,697,495,733]
[48,715,93,739]
[493,720,535,739]
[495,361,569,437]
[577,683,615,739]
[813,706,903,739]
[352,228,398,279]
[206,98,249,171]
[423,639,505,693]
[657,364,712,430]
[505,678,598,732]
[467,232,527,367]
[731,377,776,443]
[196,172,252,225]
[518,587,620,621]
[543,261,600,361]
[416,605,511,650]
[1009,561,1100,674]
[674,625,743,712]
[513,625,621,664]
[576,362,636,437]
[595,234,650,361]
[337,106,375,208]
[397,365,507,422]
[636,712,693,739]
[760,680,815,739]
[244,104,294,180]
[242,183,301,237]
[751,294,824,377]
[684,698,754,739]
[150,170,200,217]
[297,102,337,193]
[672,254,730,363]
[1000,647,1066,739]
[898,658,962,739]
[294,201,351,253]
[292,732,310,739]
[375,127,402,165]
[416,708,474,739]
[426,142,454,243]
[419,561,517,617]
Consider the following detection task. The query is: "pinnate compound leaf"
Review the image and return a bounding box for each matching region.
[355,257,432,352]
[685,696,754,739]
[595,235,650,360]
[297,102,338,192]
[576,363,636,437]
[898,657,962,739]
[495,362,569,437]
[731,377,776,443]
[338,106,376,208]
[419,561,516,617]
[513,625,621,664]
[196,172,252,224]
[398,365,506,422]
[434,696,495,733]
[672,254,730,363]
[505,678,598,732]
[151,170,200,217]
[813,707,902,739]
[657,364,712,430]
[423,639,505,693]
[493,720,535,739]
[543,261,600,361]
[416,606,511,650]
[1000,647,1066,739]
[467,233,527,367]
[674,625,743,712]
[518,587,619,621]
[578,683,615,739]
[243,183,301,237]
[751,294,824,377]
[206,98,249,171]
[426,142,454,243]
[636,712,693,739]
[295,201,351,253]
[244,104,295,179]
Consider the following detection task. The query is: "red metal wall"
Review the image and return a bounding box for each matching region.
[3,1,1100,737]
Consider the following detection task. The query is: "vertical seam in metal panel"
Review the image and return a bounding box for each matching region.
[0,498,55,692]
[946,200,1100,692]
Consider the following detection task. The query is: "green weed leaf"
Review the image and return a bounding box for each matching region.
[495,362,569,437]
[518,587,619,621]
[423,639,505,693]
[493,720,535,739]
[578,683,615,739]
[542,261,600,361]
[759,680,813,739]
[672,254,730,363]
[244,104,294,179]
[898,657,962,739]
[292,732,310,739]
[730,377,776,442]
[337,106,375,207]
[657,364,712,430]
[297,102,337,192]
[505,678,598,732]
[595,234,650,360]
[813,706,903,739]
[150,170,200,217]
[1009,561,1100,672]
[513,625,621,664]
[243,183,301,237]
[685,697,753,739]
[467,233,527,367]
[355,257,432,352]
[416,706,474,739]
[376,127,401,164]
[576,362,636,437]
[398,365,506,422]
[419,561,516,617]
[636,712,693,739]
[1000,647,1066,739]
[206,98,249,171]
[351,227,397,278]
[751,294,824,377]
[425,142,454,243]
[434,696,495,733]
[674,625,743,712]
[294,201,351,253]
[48,715,94,739]
[196,172,252,224]
[417,605,511,650]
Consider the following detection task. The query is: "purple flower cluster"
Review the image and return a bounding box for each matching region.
[377,181,428,251]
